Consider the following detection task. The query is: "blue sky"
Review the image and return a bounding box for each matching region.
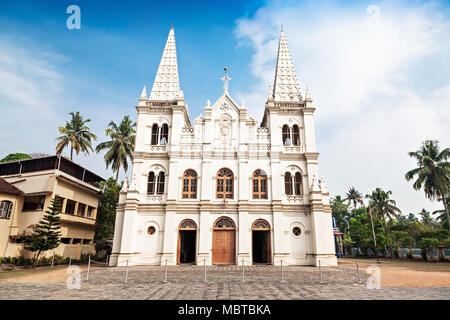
[0,0,449,215]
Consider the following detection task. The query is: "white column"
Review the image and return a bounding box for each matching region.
[161,210,177,265]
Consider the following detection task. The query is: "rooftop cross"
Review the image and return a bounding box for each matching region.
[221,67,231,94]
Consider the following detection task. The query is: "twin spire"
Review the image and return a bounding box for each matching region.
[144,26,303,104]
[272,28,302,102]
[148,26,183,101]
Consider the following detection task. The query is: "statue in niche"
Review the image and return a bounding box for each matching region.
[219,117,232,145]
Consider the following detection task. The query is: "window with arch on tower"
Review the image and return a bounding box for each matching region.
[150,123,169,146]
[284,172,293,195]
[216,168,233,199]
[252,170,268,199]
[147,171,165,195]
[285,171,303,195]
[182,169,197,199]
[282,124,301,146]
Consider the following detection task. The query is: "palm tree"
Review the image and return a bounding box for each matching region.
[418,208,438,228]
[405,140,450,230]
[56,112,97,160]
[343,187,364,216]
[95,116,136,182]
[366,188,401,229]
[366,188,401,257]
[432,192,450,230]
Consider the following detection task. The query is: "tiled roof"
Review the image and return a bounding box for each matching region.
[0,177,23,195]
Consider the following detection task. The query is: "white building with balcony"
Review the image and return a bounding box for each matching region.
[110,26,337,267]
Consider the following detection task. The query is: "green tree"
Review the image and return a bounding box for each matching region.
[330,195,350,232]
[24,198,62,268]
[95,178,122,240]
[56,111,97,160]
[405,140,450,230]
[0,153,31,162]
[349,211,386,251]
[95,116,136,182]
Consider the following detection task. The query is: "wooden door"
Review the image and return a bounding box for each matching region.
[212,230,235,264]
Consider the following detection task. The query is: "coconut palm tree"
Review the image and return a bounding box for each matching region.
[405,140,450,230]
[418,208,438,228]
[56,112,97,160]
[95,116,136,182]
[366,188,401,229]
[432,192,450,230]
[344,187,364,216]
[366,188,401,257]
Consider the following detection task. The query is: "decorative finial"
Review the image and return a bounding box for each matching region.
[121,177,128,192]
[241,99,245,108]
[140,85,147,99]
[206,99,211,107]
[221,67,231,94]
[171,22,174,29]
[268,85,273,98]
[305,86,312,102]
[319,178,328,193]
[281,24,283,32]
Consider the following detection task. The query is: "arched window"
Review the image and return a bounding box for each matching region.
[147,172,155,194]
[0,201,13,219]
[252,170,268,199]
[294,172,303,195]
[156,172,165,195]
[214,217,235,229]
[182,170,197,199]
[180,219,197,229]
[216,168,233,199]
[151,124,159,145]
[160,124,169,145]
[284,172,293,195]
[282,125,290,146]
[292,125,300,146]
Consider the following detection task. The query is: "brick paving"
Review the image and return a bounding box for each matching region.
[0,265,449,300]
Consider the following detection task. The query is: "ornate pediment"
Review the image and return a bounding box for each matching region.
[211,93,240,117]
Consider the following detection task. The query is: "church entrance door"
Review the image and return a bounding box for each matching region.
[252,219,271,264]
[212,217,236,265]
[177,220,197,264]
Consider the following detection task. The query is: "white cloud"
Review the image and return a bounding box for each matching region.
[0,38,131,181]
[235,0,450,214]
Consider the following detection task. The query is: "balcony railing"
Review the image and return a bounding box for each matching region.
[283,145,305,153]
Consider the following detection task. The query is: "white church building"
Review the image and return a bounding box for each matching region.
[110,26,337,267]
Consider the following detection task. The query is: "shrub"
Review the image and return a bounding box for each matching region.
[399,236,414,247]
[417,238,441,250]
[442,238,450,247]
[393,248,399,258]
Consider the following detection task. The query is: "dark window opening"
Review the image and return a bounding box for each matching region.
[156,172,165,195]
[65,200,76,215]
[22,195,46,211]
[147,172,155,194]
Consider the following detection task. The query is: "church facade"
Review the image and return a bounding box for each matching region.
[110,27,337,267]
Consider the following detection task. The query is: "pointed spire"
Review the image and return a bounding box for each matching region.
[149,27,182,101]
[121,177,128,193]
[140,86,147,99]
[272,28,302,102]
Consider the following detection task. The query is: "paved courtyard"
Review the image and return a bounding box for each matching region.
[1,265,449,300]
